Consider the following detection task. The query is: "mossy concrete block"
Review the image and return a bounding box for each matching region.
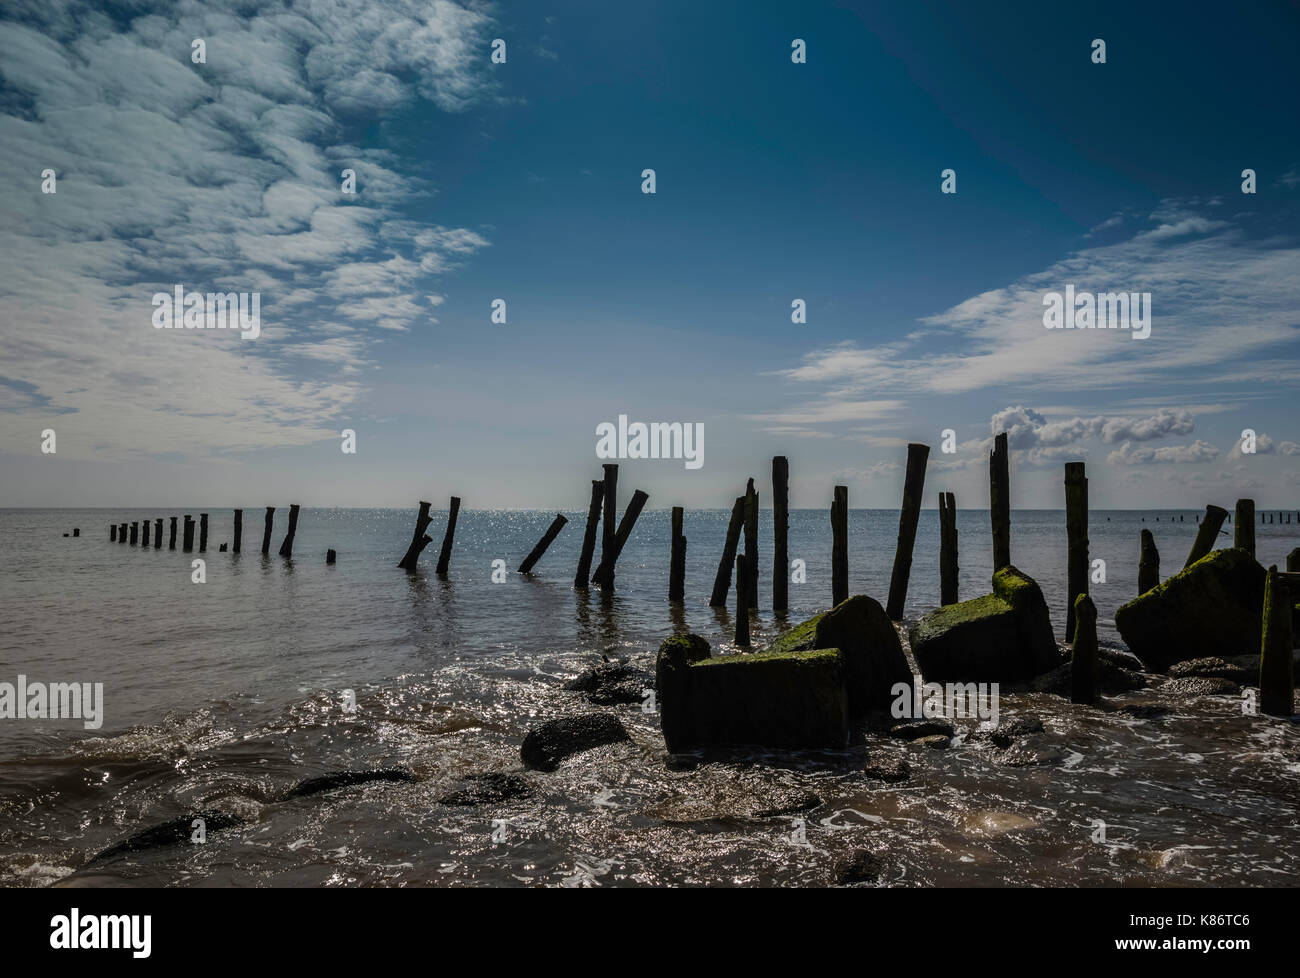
[763,612,826,655]
[1114,547,1266,671]
[813,595,912,712]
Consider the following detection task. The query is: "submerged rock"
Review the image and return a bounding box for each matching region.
[915,734,951,750]
[889,719,954,740]
[910,566,1061,683]
[91,810,245,862]
[563,661,654,706]
[438,772,532,806]
[285,768,416,799]
[863,755,911,783]
[650,781,821,824]
[977,714,1045,748]
[1018,659,1147,697]
[836,850,888,885]
[520,713,631,771]
[1168,657,1253,683]
[1114,548,1265,671]
[1158,676,1241,697]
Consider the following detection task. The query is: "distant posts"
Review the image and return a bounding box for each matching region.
[168,517,177,550]
[326,549,337,565]
[277,504,300,558]
[119,522,127,544]
[261,507,275,555]
[710,497,746,607]
[599,464,619,588]
[518,514,568,573]
[129,522,138,546]
[182,516,194,552]
[990,432,1011,571]
[886,443,930,621]
[1138,529,1159,595]
[435,496,461,575]
[1070,594,1100,705]
[831,485,848,607]
[154,519,162,549]
[669,506,686,602]
[397,501,434,572]
[233,509,243,554]
[743,478,759,607]
[592,489,650,589]
[772,456,789,612]
[1259,566,1294,717]
[735,554,751,647]
[1234,499,1255,557]
[199,513,209,553]
[939,491,958,606]
[1064,462,1089,642]
[1185,504,1228,568]
[575,480,604,589]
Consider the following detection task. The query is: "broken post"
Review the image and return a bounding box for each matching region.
[773,456,789,612]
[199,513,208,553]
[435,497,461,575]
[1138,529,1159,595]
[990,431,1011,571]
[1234,499,1255,557]
[397,501,434,571]
[592,489,650,589]
[141,520,150,547]
[277,504,300,558]
[518,514,568,573]
[599,464,619,587]
[154,519,162,549]
[118,522,127,543]
[743,478,759,607]
[129,521,138,545]
[261,507,275,555]
[110,525,117,542]
[574,480,604,589]
[939,491,958,606]
[735,554,750,647]
[1184,504,1228,568]
[326,549,336,565]
[233,509,243,554]
[182,516,194,551]
[710,497,746,607]
[886,442,930,620]
[669,506,686,602]
[832,485,848,608]
[1070,593,1100,705]
[1260,566,1294,717]
[1064,461,1089,642]
[168,517,177,550]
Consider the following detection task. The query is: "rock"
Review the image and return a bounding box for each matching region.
[1119,704,1170,720]
[751,790,822,818]
[763,613,825,656]
[996,744,1066,767]
[836,850,887,885]
[91,810,245,862]
[863,756,911,782]
[811,596,913,713]
[1018,660,1147,696]
[520,713,631,772]
[889,719,954,740]
[1114,548,1266,671]
[910,566,1061,683]
[980,715,1044,748]
[1168,657,1253,683]
[563,662,653,705]
[650,781,822,824]
[285,768,416,799]
[655,634,713,753]
[437,772,531,806]
[1099,647,1146,671]
[664,754,699,772]
[1158,677,1241,697]
[915,734,950,749]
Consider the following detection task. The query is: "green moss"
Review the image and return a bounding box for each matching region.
[658,633,711,664]
[762,613,825,655]
[992,565,1039,611]
[912,593,1010,639]
[692,647,844,670]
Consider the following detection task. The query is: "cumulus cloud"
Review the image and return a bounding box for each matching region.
[1107,439,1220,465]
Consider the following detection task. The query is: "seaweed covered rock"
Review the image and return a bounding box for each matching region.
[1114,548,1265,671]
[909,566,1060,683]
[563,661,653,705]
[520,713,631,771]
[285,768,415,799]
[438,772,532,806]
[812,595,913,712]
[763,613,825,656]
[655,634,712,753]
[91,810,245,863]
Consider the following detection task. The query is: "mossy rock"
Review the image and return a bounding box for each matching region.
[763,612,826,656]
[656,634,712,753]
[813,595,913,713]
[1114,548,1265,671]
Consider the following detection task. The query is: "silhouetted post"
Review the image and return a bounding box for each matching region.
[743,478,759,606]
[1260,566,1294,717]
[519,514,568,573]
[832,485,848,607]
[261,507,275,555]
[710,497,746,607]
[939,491,958,606]
[886,443,930,620]
[326,549,336,565]
[199,513,209,553]
[574,480,604,589]
[735,554,750,647]
[168,517,177,550]
[110,525,117,542]
[141,520,150,547]
[1234,499,1255,557]
[118,522,127,543]
[218,543,227,552]
[1064,462,1089,642]
[1138,529,1159,595]
[233,509,243,554]
[277,504,299,558]
[435,497,460,575]
[1070,594,1099,705]
[772,456,789,612]
[127,521,136,545]
[669,506,686,602]
[154,519,162,549]
[1184,504,1228,568]
[1288,548,1300,573]
[592,489,650,589]
[990,432,1011,571]
[182,516,194,551]
[398,501,433,571]
[599,463,619,587]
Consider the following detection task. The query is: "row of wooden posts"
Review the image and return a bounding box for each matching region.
[108,506,306,558]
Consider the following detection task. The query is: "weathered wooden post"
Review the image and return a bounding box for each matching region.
[990,431,1011,571]
[735,554,750,647]
[1287,548,1300,573]
[118,522,127,543]
[1234,499,1255,557]
[887,443,930,620]
[832,485,848,607]
[599,463,619,587]
[1070,594,1099,705]
[1138,529,1159,594]
[218,543,227,552]
[1260,566,1294,717]
[669,506,686,602]
[141,520,150,546]
[277,504,299,558]
[154,519,162,549]
[518,514,568,573]
[326,549,337,565]
[435,497,461,575]
[128,521,138,545]
[592,489,650,589]
[233,509,243,554]
[1064,462,1089,642]
[397,501,434,571]
[72,528,79,537]
[939,491,958,605]
[710,497,746,607]
[772,456,789,612]
[182,516,194,551]
[199,513,209,553]
[574,480,604,589]
[261,507,275,555]
[743,478,759,607]
[168,517,177,550]
[110,525,117,542]
[1184,504,1228,568]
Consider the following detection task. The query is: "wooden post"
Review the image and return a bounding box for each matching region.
[1064,462,1089,642]
[592,489,650,588]
[1138,529,1159,595]
[735,554,750,647]
[669,506,686,602]
[990,431,1011,571]
[233,509,243,554]
[886,443,930,620]
[518,514,568,573]
[182,516,194,551]
[574,480,604,589]
[154,519,162,549]
[199,513,209,553]
[1070,594,1099,705]
[277,504,299,558]
[599,463,619,588]
[435,496,461,575]
[141,520,150,547]
[128,522,137,545]
[168,517,177,550]
[743,478,759,607]
[326,549,336,565]
[1184,504,1228,568]
[1260,566,1294,717]
[710,497,745,607]
[110,525,117,542]
[772,456,789,612]
[118,522,127,543]
[832,485,848,607]
[261,507,275,555]
[1287,548,1300,573]
[218,543,227,552]
[1234,499,1255,557]
[398,501,434,571]
[939,491,958,606]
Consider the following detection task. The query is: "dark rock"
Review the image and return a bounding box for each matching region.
[915,734,950,749]
[438,772,531,806]
[996,744,1066,767]
[980,714,1045,748]
[520,713,631,772]
[655,634,713,753]
[751,790,822,818]
[1119,703,1171,720]
[889,719,955,740]
[863,755,911,783]
[836,849,887,885]
[1018,660,1147,697]
[664,753,699,772]
[1099,646,1146,671]
[564,661,653,705]
[1168,657,1253,683]
[286,768,416,799]
[91,810,245,862]
[1158,677,1241,697]
[811,595,913,713]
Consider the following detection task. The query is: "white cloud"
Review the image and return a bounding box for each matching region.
[1107,439,1220,465]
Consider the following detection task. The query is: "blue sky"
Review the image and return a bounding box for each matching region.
[1,0,1298,510]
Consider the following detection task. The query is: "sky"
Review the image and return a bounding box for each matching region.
[1,0,1299,511]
